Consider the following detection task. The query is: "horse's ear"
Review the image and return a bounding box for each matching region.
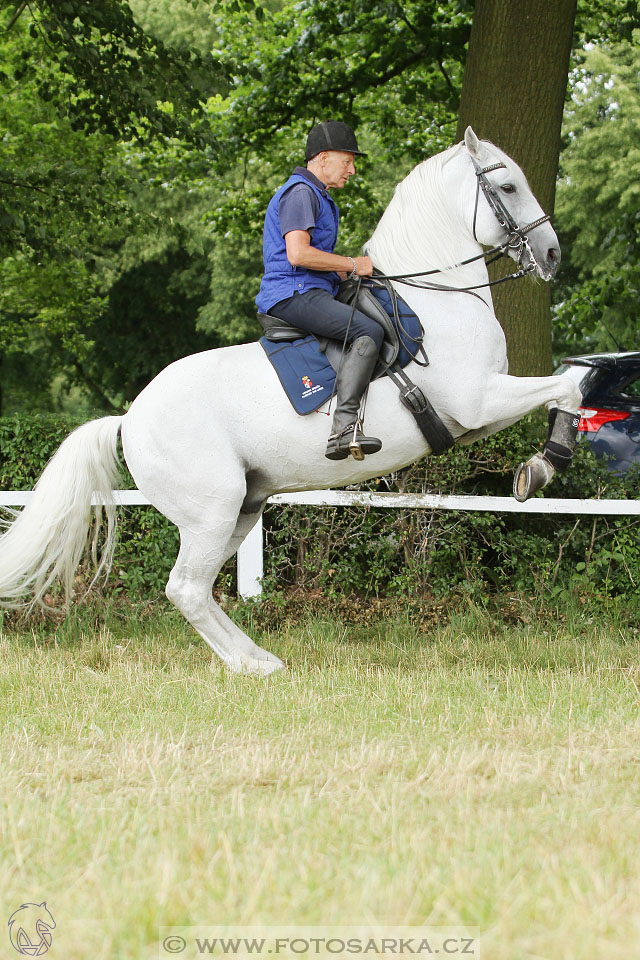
[464,126,481,157]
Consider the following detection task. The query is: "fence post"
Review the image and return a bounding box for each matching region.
[237,515,264,600]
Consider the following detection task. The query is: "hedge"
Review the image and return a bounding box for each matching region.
[1,413,640,604]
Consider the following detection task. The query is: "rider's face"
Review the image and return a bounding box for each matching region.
[315,151,356,189]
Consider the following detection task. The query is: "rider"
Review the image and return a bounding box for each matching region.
[256,120,384,461]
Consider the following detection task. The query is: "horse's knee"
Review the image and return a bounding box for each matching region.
[555,375,582,412]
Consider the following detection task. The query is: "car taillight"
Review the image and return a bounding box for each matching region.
[578,407,630,432]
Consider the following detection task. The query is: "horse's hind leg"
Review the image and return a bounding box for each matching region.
[166,516,284,678]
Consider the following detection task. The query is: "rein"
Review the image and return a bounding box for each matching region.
[372,156,551,298]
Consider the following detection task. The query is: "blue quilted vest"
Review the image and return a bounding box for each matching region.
[256,168,340,314]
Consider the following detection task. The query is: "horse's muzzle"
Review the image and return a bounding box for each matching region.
[530,242,561,281]
[545,244,561,278]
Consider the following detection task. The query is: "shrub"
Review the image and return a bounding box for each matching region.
[261,411,640,603]
[1,412,639,605]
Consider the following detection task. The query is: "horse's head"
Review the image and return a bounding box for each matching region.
[459,126,561,280]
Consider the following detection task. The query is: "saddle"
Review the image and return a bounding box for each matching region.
[258,276,454,455]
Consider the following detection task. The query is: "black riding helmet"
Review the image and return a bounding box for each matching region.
[305,121,367,162]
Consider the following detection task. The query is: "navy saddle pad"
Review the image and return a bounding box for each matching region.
[369,285,423,369]
[260,286,423,416]
[261,335,337,415]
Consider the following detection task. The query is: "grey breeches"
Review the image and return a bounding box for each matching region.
[270,288,385,350]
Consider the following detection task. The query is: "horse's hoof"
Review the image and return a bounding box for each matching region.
[239,653,285,678]
[256,655,286,677]
[513,454,555,502]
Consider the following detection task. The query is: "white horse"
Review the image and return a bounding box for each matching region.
[0,128,582,675]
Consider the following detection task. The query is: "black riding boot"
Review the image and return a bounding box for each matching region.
[325,336,382,461]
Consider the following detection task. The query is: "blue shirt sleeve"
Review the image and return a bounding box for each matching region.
[278,183,320,238]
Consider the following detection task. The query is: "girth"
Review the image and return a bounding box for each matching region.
[258,277,454,456]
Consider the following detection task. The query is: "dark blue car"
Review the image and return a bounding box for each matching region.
[555,352,640,474]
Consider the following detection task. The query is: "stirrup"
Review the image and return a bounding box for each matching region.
[325,423,382,462]
[349,437,365,461]
[352,418,382,458]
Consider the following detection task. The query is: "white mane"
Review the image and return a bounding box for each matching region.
[365,141,481,289]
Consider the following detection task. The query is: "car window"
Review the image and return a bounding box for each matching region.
[620,376,640,398]
[554,363,585,383]
[554,363,605,397]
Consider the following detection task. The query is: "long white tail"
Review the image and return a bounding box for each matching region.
[0,416,123,609]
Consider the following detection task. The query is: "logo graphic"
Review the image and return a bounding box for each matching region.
[8,903,56,956]
[302,376,312,389]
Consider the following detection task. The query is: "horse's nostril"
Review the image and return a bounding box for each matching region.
[548,246,561,266]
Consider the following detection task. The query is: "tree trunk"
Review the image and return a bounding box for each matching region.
[456,0,577,376]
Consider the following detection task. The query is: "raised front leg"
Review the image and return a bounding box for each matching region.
[439,371,582,500]
[444,371,582,432]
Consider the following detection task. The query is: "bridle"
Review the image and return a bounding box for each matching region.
[373,153,553,297]
[471,157,551,274]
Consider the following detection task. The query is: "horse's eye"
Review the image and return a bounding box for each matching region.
[501,184,516,194]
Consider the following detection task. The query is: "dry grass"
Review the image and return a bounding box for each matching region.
[2,602,640,959]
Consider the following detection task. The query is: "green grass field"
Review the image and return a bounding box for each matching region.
[2,600,640,960]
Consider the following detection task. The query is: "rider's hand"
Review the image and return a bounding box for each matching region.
[354,255,373,277]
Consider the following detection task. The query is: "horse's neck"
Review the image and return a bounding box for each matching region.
[366,149,488,291]
[388,254,492,312]
[370,228,488,292]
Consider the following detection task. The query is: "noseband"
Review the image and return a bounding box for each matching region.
[471,157,551,273]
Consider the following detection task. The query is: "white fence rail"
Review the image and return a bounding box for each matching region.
[3,489,640,600]
[238,491,640,599]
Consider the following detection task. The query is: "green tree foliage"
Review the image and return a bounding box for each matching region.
[1,0,639,413]
[7,0,225,143]
[211,0,470,164]
[553,35,640,358]
[0,0,226,268]
[575,0,640,44]
[0,0,224,409]
[73,249,214,410]
[131,0,222,53]
[0,9,125,262]
[0,9,123,408]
